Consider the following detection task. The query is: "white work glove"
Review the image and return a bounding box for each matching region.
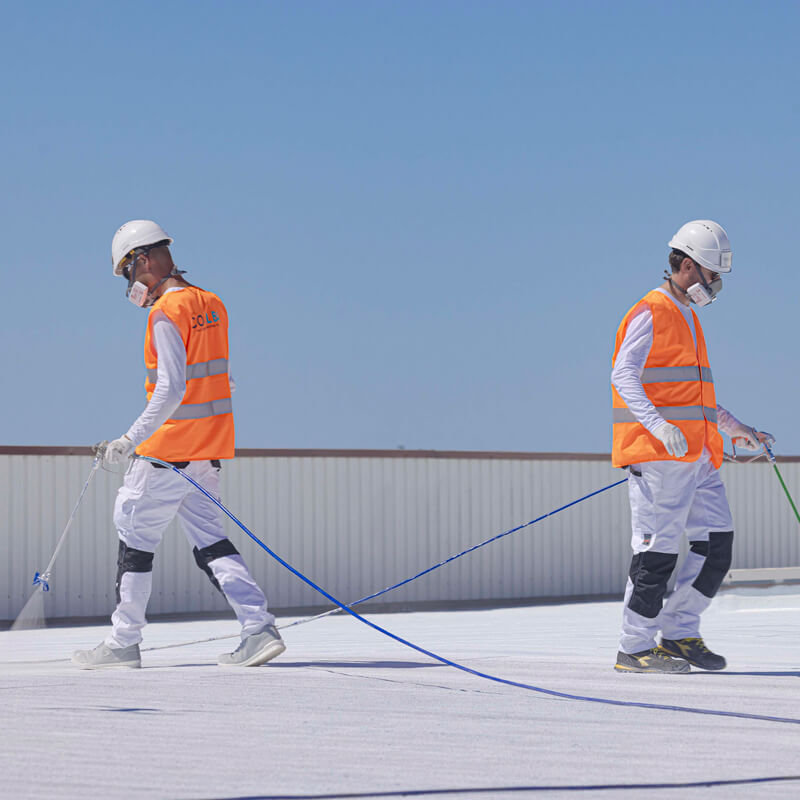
[653,422,689,458]
[103,436,135,466]
[730,423,775,451]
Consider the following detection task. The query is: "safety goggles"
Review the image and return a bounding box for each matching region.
[120,244,158,283]
[119,238,170,282]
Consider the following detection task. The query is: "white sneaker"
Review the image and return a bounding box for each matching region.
[72,642,141,670]
[218,624,286,667]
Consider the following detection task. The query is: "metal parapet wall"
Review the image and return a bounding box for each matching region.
[2,447,799,622]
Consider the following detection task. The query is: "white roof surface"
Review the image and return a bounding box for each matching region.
[2,588,799,800]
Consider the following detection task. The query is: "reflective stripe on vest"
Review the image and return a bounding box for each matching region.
[147,357,228,384]
[613,405,718,424]
[170,397,233,421]
[640,366,714,384]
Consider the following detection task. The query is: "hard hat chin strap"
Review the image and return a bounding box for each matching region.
[147,269,187,298]
[664,270,689,301]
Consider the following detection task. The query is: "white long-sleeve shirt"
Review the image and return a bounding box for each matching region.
[611,286,744,437]
[124,288,234,447]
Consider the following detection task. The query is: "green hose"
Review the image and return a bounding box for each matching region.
[763,442,800,528]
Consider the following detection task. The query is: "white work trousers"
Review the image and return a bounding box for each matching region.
[619,450,734,654]
[107,458,273,649]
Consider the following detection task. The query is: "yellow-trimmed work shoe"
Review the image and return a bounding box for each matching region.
[614,648,690,673]
[658,637,726,671]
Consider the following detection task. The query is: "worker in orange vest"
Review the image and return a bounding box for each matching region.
[611,220,773,673]
[73,220,285,670]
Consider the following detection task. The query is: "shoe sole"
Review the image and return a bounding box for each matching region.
[614,663,690,674]
[614,664,691,675]
[658,648,726,671]
[71,657,141,670]
[218,640,286,668]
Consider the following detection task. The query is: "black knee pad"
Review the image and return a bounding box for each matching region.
[692,531,734,598]
[116,541,154,603]
[193,538,240,594]
[627,551,678,618]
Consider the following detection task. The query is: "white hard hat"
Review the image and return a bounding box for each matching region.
[668,220,732,273]
[111,220,173,276]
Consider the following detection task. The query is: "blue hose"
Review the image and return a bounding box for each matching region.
[136,455,800,726]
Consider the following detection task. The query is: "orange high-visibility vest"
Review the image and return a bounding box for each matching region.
[136,286,235,461]
[611,289,722,469]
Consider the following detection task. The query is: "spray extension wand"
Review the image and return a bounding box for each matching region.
[762,441,800,527]
[10,454,102,630]
[32,455,101,592]
[730,435,800,528]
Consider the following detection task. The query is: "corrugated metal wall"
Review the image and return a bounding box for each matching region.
[2,449,799,622]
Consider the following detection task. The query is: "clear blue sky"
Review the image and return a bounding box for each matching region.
[2,0,798,453]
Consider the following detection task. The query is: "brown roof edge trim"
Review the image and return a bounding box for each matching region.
[0,446,96,456]
[1,445,799,462]
[0,446,610,460]
[239,448,800,463]
[234,448,614,461]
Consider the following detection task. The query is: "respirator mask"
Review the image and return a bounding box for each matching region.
[121,249,185,308]
[121,253,152,307]
[685,262,723,307]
